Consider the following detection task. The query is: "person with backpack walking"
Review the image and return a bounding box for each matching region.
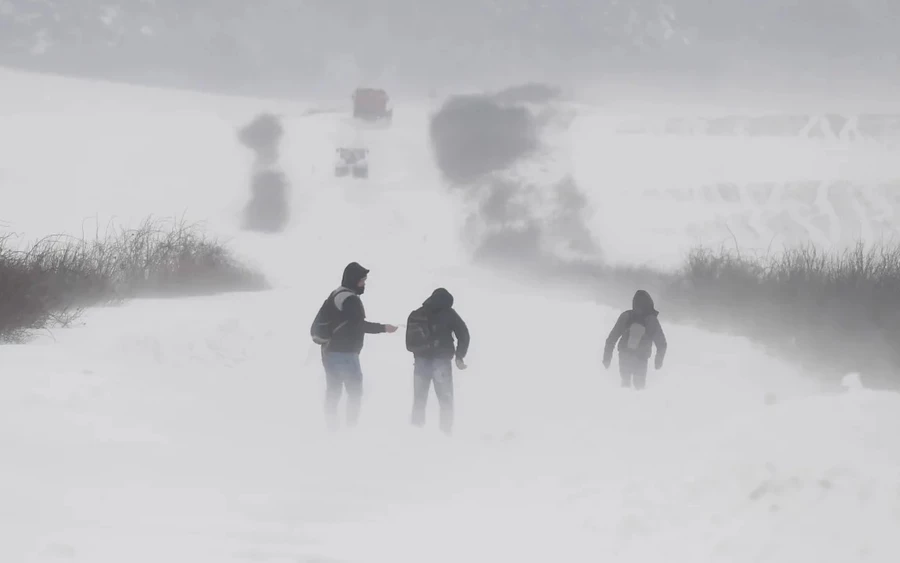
[405,288,470,435]
[602,289,667,390]
[310,262,397,430]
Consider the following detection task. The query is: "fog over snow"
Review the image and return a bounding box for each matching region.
[1,3,900,562]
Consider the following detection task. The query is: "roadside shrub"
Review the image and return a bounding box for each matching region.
[662,242,900,386]
[242,169,290,233]
[238,112,290,233]
[429,94,538,184]
[237,112,283,161]
[0,217,268,342]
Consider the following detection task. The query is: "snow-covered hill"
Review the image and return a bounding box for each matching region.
[567,104,900,268]
[1,68,899,563]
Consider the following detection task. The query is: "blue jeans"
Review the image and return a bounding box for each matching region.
[322,350,363,429]
[411,357,454,434]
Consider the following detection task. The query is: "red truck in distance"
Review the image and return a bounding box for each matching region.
[352,87,393,123]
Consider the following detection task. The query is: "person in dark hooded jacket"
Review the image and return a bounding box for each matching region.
[405,288,470,434]
[603,289,667,389]
[314,262,397,430]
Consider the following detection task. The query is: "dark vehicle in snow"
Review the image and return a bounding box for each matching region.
[352,87,392,123]
[335,147,369,178]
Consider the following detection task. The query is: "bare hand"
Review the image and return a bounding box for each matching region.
[455,357,467,370]
[384,324,398,333]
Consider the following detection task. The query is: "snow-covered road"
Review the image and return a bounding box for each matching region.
[1,68,899,563]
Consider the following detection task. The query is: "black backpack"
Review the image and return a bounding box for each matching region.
[405,308,435,354]
[310,289,353,346]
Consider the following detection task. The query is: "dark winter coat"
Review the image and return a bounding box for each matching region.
[604,290,667,367]
[406,288,470,360]
[324,262,386,354]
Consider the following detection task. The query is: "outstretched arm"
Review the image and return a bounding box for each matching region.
[603,312,629,365]
[364,319,387,334]
[452,311,471,359]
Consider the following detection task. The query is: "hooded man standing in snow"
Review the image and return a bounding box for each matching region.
[311,262,397,430]
[602,289,667,390]
[405,288,470,435]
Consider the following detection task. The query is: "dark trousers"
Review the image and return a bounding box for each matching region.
[322,350,363,430]
[619,352,648,390]
[411,357,454,434]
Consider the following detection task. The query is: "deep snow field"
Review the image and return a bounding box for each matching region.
[1,68,899,563]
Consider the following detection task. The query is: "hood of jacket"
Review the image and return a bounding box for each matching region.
[423,287,454,310]
[632,289,658,317]
[341,262,369,294]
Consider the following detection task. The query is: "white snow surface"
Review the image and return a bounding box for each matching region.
[1,68,899,562]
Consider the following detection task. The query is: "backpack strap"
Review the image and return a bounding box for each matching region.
[324,289,357,347]
[332,288,355,311]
